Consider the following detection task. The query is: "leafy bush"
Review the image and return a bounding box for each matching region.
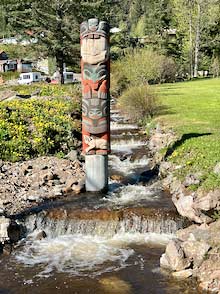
[111,49,177,96]
[0,97,80,162]
[118,84,159,124]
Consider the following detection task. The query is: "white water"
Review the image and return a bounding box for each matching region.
[105,184,160,205]
[110,122,139,131]
[109,155,149,175]
[111,139,146,153]
[15,231,172,278]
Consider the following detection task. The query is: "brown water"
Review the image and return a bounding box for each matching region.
[0,109,205,294]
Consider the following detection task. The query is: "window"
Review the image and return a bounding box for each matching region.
[66,74,73,80]
[23,75,30,79]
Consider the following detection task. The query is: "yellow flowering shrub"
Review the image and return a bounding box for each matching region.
[0,97,80,162]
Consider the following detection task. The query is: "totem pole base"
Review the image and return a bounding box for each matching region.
[85,155,108,192]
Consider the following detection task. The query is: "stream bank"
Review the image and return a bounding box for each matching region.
[149,126,220,293]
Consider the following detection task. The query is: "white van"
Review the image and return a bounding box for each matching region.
[18,72,41,85]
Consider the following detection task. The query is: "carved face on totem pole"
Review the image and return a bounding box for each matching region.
[80,18,110,155]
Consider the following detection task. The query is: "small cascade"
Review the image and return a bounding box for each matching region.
[110,122,139,131]
[22,208,183,239]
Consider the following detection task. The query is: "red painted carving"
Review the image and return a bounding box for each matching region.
[80,18,110,155]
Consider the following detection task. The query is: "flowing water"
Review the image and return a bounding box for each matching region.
[0,108,204,294]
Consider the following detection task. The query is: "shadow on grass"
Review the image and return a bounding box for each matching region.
[164,132,212,159]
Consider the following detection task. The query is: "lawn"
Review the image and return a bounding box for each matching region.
[155,78,220,191]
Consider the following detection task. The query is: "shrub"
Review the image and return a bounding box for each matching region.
[0,97,80,162]
[0,71,20,81]
[118,84,159,124]
[111,49,177,96]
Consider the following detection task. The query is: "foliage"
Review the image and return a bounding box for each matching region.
[0,71,19,81]
[0,97,80,162]
[156,78,220,191]
[7,83,82,100]
[111,49,177,96]
[118,84,159,124]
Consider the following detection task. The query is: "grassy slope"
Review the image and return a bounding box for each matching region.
[155,78,220,191]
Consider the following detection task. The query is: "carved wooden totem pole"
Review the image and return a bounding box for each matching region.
[80,18,110,191]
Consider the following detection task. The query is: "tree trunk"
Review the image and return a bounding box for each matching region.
[189,6,193,79]
[194,1,201,78]
[56,53,64,85]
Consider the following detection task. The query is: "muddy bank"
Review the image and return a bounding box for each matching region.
[149,126,220,293]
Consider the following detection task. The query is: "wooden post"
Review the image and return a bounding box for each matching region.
[80,18,110,192]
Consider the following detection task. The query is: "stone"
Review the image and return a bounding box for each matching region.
[214,163,220,175]
[65,150,78,161]
[7,221,22,243]
[110,174,123,181]
[160,239,191,271]
[0,216,10,243]
[177,224,210,243]
[99,276,132,294]
[183,173,201,187]
[172,193,212,224]
[172,269,193,279]
[3,244,12,255]
[159,161,173,178]
[182,241,210,267]
[194,189,220,211]
[35,230,47,240]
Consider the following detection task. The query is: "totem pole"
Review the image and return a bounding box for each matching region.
[80,18,110,192]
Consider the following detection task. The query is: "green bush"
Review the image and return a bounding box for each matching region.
[1,71,20,81]
[111,49,177,95]
[118,84,159,124]
[0,97,80,162]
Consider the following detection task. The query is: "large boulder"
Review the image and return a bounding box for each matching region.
[160,239,191,271]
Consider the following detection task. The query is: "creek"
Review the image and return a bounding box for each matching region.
[0,108,205,294]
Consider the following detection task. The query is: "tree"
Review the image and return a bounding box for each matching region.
[3,0,118,83]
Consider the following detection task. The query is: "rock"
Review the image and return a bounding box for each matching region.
[110,175,123,181]
[183,173,201,187]
[7,221,22,243]
[172,193,212,224]
[196,251,220,293]
[214,163,220,175]
[182,241,210,267]
[194,190,220,211]
[65,150,78,161]
[53,186,63,196]
[3,244,13,255]
[160,239,191,271]
[159,161,173,178]
[0,216,10,243]
[35,230,47,240]
[99,276,132,294]
[172,269,193,279]
[176,224,200,241]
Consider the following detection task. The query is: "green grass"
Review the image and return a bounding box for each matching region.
[155,78,220,191]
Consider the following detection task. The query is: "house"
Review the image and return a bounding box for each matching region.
[0,51,33,73]
[0,50,8,60]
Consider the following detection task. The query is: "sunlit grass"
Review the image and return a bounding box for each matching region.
[155,78,220,191]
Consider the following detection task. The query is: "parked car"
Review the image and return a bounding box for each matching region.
[18,72,41,85]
